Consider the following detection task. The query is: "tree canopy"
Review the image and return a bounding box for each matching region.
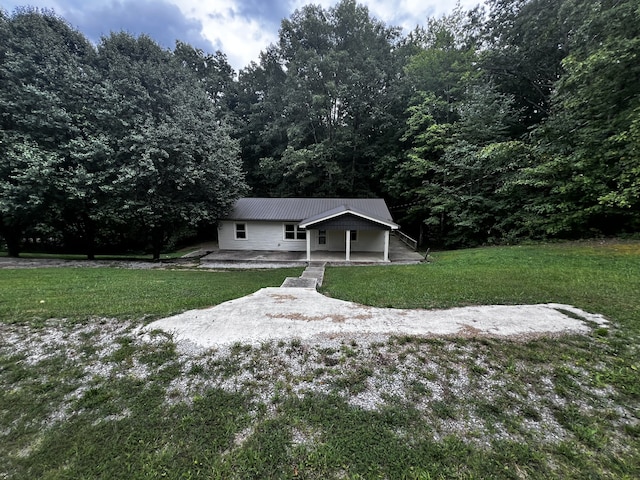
[1,8,245,258]
[1,0,638,255]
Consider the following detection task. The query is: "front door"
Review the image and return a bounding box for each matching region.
[315,229,329,250]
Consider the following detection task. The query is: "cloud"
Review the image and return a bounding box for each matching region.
[2,0,486,72]
[3,0,217,54]
[63,0,216,53]
[173,0,285,72]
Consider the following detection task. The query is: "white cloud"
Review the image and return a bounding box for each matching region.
[5,0,485,72]
[170,0,486,71]
[170,0,280,71]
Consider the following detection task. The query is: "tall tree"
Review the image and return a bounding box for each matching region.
[383,8,484,245]
[518,0,640,236]
[235,46,289,194]
[97,33,246,259]
[0,8,99,256]
[238,0,405,197]
[481,0,572,133]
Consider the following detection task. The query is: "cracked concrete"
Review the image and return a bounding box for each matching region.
[144,287,608,348]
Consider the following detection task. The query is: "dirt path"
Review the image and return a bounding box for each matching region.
[0,257,197,269]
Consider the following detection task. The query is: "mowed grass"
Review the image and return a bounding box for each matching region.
[0,267,303,324]
[322,240,640,331]
[1,241,639,479]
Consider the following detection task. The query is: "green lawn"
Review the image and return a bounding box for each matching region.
[0,267,303,324]
[1,241,639,479]
[322,240,640,330]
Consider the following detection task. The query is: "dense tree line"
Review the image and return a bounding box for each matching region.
[1,0,638,256]
[236,0,639,247]
[0,8,245,258]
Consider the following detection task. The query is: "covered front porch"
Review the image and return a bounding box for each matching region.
[298,205,400,263]
[302,228,392,262]
[200,234,423,266]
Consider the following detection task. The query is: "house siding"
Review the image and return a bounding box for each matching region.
[218,221,307,251]
[219,221,385,253]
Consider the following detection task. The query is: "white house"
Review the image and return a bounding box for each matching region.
[218,198,400,262]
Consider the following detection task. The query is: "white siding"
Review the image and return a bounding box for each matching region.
[218,221,386,253]
[218,221,307,251]
[353,230,385,252]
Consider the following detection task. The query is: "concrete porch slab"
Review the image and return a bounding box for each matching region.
[200,235,424,267]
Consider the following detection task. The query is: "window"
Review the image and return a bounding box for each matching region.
[318,229,327,245]
[235,223,247,240]
[350,230,358,242]
[284,224,306,240]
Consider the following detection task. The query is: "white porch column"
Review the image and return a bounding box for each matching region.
[384,230,390,262]
[345,230,351,261]
[306,230,311,262]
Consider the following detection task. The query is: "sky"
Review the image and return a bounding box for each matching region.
[2,0,483,71]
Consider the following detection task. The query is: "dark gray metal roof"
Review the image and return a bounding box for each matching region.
[226,198,397,226]
[299,205,399,230]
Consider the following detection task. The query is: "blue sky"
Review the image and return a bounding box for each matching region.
[2,0,483,71]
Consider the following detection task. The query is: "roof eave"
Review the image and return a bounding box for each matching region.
[299,209,399,230]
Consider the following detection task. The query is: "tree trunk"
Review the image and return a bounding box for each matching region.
[83,214,96,260]
[1,228,22,257]
[151,227,164,261]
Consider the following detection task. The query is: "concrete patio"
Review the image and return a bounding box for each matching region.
[200,234,424,267]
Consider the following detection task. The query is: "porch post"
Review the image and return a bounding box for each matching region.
[345,230,351,261]
[306,230,311,262]
[384,230,390,262]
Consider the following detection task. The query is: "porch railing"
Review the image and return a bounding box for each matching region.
[395,231,418,251]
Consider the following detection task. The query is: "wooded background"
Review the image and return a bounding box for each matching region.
[1,0,638,258]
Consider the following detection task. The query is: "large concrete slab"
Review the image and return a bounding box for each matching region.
[200,235,423,267]
[144,288,608,348]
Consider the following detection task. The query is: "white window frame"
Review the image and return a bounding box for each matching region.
[350,230,358,242]
[318,229,327,245]
[283,223,306,240]
[234,223,247,240]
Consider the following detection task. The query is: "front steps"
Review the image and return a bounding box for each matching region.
[281,262,326,288]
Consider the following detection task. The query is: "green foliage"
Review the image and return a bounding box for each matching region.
[2,0,640,253]
[518,0,640,237]
[0,11,244,259]
[238,0,406,197]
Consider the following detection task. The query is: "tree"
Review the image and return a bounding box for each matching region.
[387,80,527,246]
[97,33,246,259]
[383,8,483,245]
[237,0,405,197]
[481,0,572,133]
[520,0,640,236]
[0,8,99,256]
[235,46,289,194]
[0,134,57,256]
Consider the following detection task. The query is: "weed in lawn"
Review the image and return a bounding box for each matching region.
[2,321,639,478]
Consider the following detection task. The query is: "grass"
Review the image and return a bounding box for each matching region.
[0,267,303,324]
[1,240,639,479]
[322,240,640,319]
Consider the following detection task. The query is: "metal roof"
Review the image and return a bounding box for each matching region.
[226,198,397,226]
[299,205,399,230]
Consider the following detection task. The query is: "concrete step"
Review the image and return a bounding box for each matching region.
[280,262,326,289]
[302,262,326,287]
[280,277,318,288]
